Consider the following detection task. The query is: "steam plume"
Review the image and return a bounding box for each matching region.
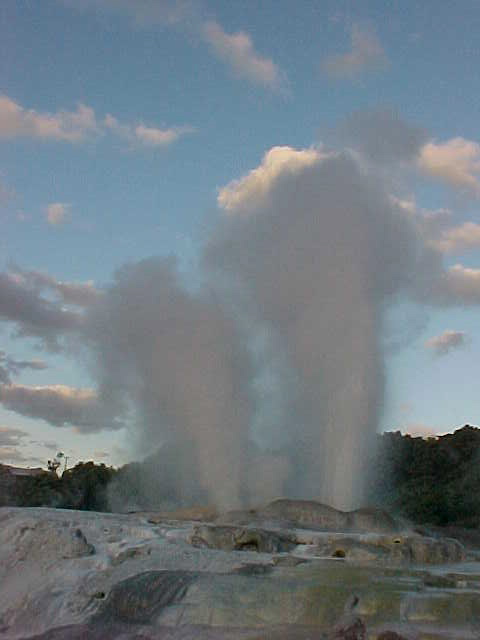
[86,258,253,509]
[206,149,420,509]
[84,147,427,511]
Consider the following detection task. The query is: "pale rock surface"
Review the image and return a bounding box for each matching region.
[0,501,479,639]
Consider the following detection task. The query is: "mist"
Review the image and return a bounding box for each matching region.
[84,146,429,511]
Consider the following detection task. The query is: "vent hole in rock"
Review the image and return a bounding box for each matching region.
[332,548,346,558]
[235,541,260,552]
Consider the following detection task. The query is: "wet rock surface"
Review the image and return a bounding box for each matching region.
[189,524,297,553]
[0,500,479,639]
[92,570,198,625]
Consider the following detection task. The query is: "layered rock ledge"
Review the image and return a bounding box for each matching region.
[0,501,479,639]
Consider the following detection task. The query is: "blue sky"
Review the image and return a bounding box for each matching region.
[1,0,480,472]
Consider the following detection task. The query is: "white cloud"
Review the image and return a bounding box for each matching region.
[391,197,480,256]
[0,384,123,433]
[60,2,286,93]
[323,23,388,78]
[425,329,467,355]
[442,264,480,304]
[0,95,98,142]
[217,146,325,213]
[418,137,480,195]
[46,202,71,226]
[431,221,480,254]
[0,94,193,150]
[104,114,194,147]
[135,123,192,146]
[202,21,286,92]
[420,261,480,306]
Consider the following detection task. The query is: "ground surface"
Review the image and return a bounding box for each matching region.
[1,501,479,639]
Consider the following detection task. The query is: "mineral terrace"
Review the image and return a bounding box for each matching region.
[1,499,479,639]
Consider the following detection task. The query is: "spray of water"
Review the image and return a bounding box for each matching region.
[86,146,425,510]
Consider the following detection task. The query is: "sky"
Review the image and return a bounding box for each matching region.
[1,0,480,474]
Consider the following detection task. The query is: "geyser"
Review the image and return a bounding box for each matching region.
[86,146,423,511]
[206,147,419,509]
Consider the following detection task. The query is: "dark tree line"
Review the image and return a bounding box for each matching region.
[2,425,480,528]
[374,425,480,526]
[0,462,116,511]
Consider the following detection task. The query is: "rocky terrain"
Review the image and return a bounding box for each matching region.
[1,500,479,639]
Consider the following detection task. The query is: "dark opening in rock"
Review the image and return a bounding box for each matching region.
[332,548,346,558]
[235,540,260,552]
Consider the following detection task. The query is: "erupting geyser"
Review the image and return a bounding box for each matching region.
[87,146,424,511]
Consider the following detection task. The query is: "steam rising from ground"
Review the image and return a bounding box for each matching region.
[86,260,253,509]
[207,149,419,508]
[84,146,431,511]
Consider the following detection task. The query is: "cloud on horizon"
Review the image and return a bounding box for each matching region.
[0,425,29,447]
[0,447,43,466]
[399,423,454,438]
[0,426,44,466]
